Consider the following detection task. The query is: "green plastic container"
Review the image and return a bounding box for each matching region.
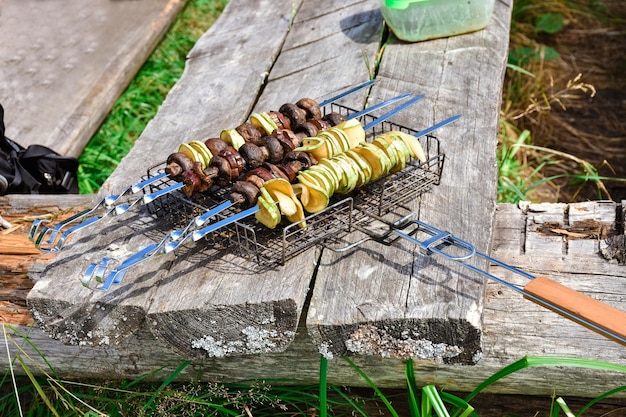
[379,0,495,42]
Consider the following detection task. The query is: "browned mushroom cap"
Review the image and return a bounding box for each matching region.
[297,121,319,138]
[166,152,194,178]
[244,167,275,183]
[322,112,347,126]
[274,134,296,155]
[279,103,307,131]
[283,150,317,169]
[204,138,229,156]
[296,98,322,120]
[218,149,243,180]
[259,136,284,163]
[236,122,263,145]
[238,142,266,169]
[209,155,233,186]
[241,173,265,191]
[309,119,331,131]
[276,162,300,182]
[274,128,301,148]
[230,180,261,208]
[181,170,202,197]
[190,161,213,193]
[264,163,289,181]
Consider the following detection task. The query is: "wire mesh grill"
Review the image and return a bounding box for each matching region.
[143,103,443,266]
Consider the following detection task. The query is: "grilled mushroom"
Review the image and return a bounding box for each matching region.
[165,152,194,178]
[229,180,261,208]
[323,112,347,126]
[296,98,322,120]
[279,103,307,130]
[204,138,229,156]
[236,122,263,145]
[238,142,266,169]
[259,136,284,163]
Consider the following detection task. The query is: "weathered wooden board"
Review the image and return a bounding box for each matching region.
[306,0,512,363]
[0,0,186,158]
[146,0,384,359]
[29,2,306,352]
[5,201,626,397]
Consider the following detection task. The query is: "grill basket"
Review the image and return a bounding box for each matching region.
[143,103,444,266]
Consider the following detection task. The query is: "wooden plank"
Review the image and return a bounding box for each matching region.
[145,0,384,358]
[27,0,307,350]
[306,0,512,363]
[0,0,185,157]
[3,203,625,397]
[483,201,626,377]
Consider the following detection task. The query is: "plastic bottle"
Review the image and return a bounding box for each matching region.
[379,0,495,42]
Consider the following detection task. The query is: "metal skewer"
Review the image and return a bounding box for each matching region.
[83,99,457,290]
[139,91,421,205]
[152,93,428,246]
[31,82,382,253]
[318,80,375,107]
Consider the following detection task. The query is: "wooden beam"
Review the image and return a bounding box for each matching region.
[0,0,186,158]
[306,0,512,363]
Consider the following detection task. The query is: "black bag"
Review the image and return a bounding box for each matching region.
[1,104,79,195]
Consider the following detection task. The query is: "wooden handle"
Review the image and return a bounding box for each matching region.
[524,276,626,343]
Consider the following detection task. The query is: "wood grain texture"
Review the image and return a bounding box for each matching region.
[101,0,299,194]
[0,0,185,157]
[306,0,512,363]
[4,202,625,397]
[17,0,626,394]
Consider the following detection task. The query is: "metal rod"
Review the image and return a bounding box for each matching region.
[362,94,425,131]
[392,219,626,345]
[413,114,461,138]
[347,92,413,120]
[319,80,375,107]
[192,206,260,242]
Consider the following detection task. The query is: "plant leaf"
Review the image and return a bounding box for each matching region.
[536,13,564,34]
[464,356,626,403]
[405,359,421,417]
[344,357,399,417]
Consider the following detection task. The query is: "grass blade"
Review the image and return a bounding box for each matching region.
[143,360,191,411]
[15,354,59,417]
[422,385,450,417]
[343,357,399,417]
[405,359,421,417]
[329,386,370,417]
[319,355,328,417]
[577,385,626,416]
[465,356,626,403]
[439,392,476,417]
[556,397,575,417]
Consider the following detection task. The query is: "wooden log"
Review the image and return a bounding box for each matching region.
[0,195,97,325]
[305,0,512,363]
[0,0,186,158]
[4,202,626,398]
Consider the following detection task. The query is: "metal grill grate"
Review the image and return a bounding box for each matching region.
[143,103,443,266]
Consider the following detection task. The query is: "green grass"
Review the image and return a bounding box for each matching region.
[497,0,626,202]
[77,0,228,194]
[3,324,626,416]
